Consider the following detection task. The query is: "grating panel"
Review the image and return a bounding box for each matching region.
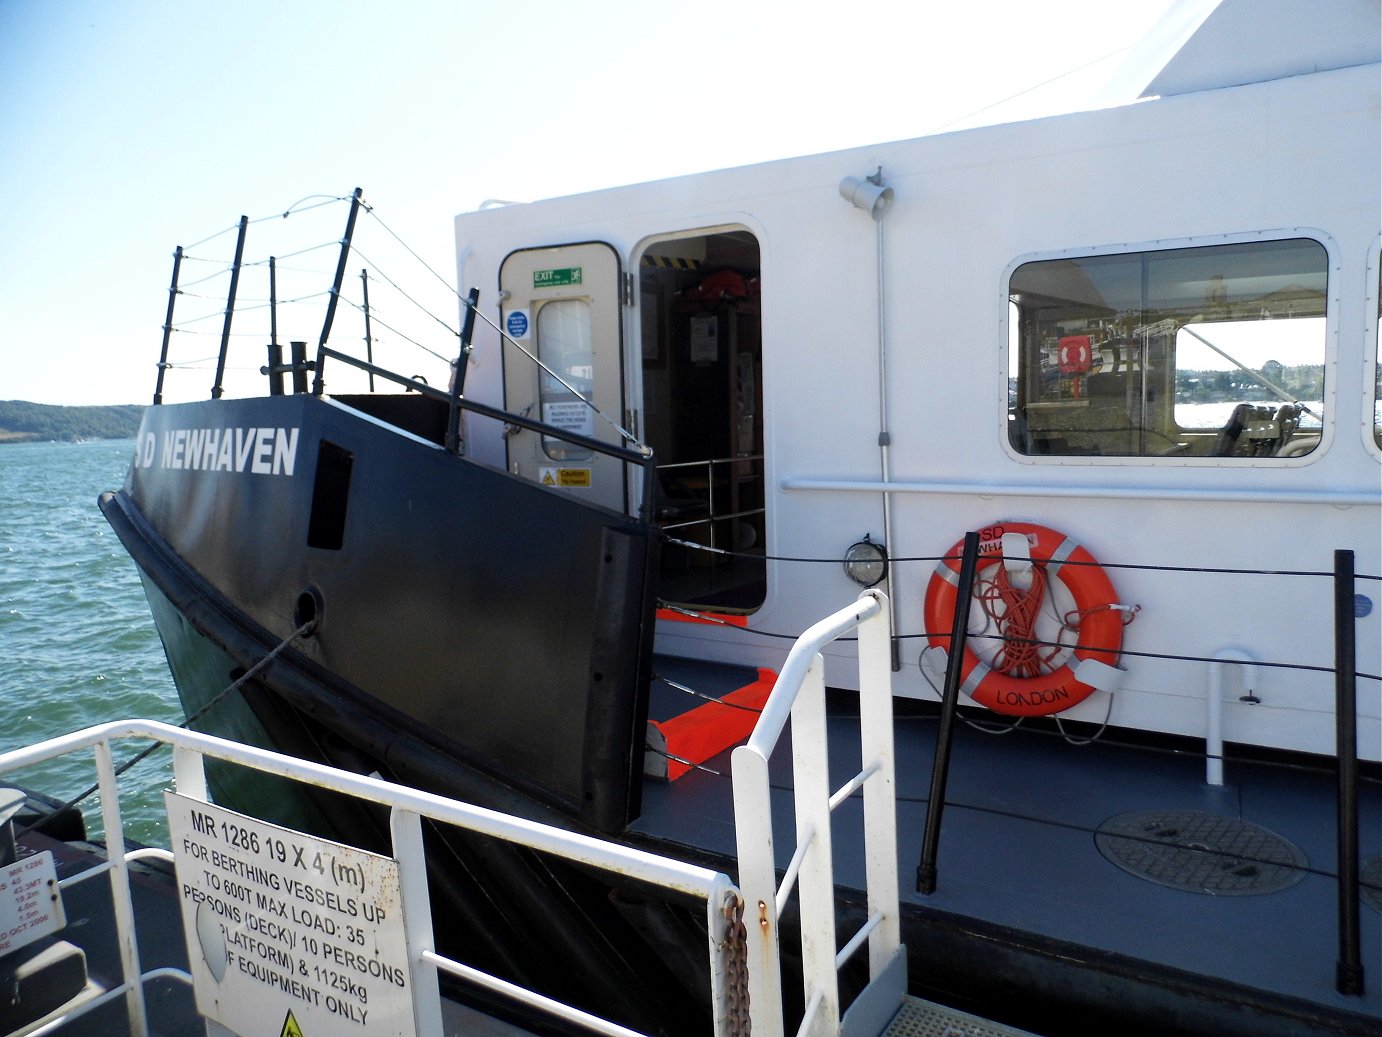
[882,995,1041,1037]
[1095,810,1306,895]
[1363,855,1381,913]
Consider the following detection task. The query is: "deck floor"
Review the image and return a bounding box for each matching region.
[634,694,1382,1035]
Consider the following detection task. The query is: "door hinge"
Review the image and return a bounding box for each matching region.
[622,271,634,307]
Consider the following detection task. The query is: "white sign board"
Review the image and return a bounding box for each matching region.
[0,851,64,956]
[166,793,417,1037]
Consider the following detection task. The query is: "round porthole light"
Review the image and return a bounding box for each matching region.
[843,536,888,588]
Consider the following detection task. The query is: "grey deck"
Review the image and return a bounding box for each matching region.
[634,695,1382,1036]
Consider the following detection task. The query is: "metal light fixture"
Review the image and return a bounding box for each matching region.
[839,171,893,220]
[843,535,888,587]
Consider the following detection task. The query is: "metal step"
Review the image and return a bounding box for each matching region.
[882,996,1043,1037]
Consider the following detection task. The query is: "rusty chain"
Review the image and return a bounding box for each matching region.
[721,891,751,1037]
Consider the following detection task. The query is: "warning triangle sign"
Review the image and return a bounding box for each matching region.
[280,1009,305,1037]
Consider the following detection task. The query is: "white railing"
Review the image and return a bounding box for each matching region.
[732,590,903,1037]
[0,720,749,1037]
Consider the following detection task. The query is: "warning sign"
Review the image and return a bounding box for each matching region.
[166,793,417,1037]
[538,467,592,487]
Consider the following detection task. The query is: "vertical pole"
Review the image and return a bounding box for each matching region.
[94,739,149,1036]
[446,288,480,454]
[267,257,284,395]
[290,342,308,395]
[313,187,364,395]
[917,530,980,894]
[361,268,375,391]
[153,246,183,405]
[1334,549,1364,995]
[211,215,248,400]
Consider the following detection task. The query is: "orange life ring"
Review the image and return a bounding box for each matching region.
[923,522,1124,716]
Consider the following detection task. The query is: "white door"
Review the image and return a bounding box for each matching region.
[499,242,631,513]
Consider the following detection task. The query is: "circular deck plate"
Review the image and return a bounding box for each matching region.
[1095,809,1307,895]
[1362,855,1381,913]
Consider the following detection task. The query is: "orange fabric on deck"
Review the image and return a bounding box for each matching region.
[650,668,776,780]
[656,607,749,628]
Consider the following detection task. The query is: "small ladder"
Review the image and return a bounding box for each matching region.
[732,592,1046,1037]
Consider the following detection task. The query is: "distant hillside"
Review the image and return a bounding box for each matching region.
[0,401,144,443]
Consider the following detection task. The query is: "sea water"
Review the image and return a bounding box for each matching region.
[0,438,178,846]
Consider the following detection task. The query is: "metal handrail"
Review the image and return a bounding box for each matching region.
[658,455,766,548]
[0,720,748,1037]
[315,345,660,521]
[732,590,902,1037]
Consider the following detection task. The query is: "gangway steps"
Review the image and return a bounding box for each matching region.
[882,995,1044,1037]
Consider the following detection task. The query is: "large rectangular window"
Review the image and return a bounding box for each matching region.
[1009,239,1327,458]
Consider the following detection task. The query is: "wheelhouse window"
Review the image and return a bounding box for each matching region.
[1009,238,1327,458]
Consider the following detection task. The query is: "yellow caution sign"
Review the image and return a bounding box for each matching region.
[538,467,591,487]
[280,1009,304,1037]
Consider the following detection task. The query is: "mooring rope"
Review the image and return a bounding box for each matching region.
[14,619,316,840]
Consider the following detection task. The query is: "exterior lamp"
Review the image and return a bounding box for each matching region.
[843,535,888,588]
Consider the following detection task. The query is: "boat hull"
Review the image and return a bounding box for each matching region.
[101,394,718,1034]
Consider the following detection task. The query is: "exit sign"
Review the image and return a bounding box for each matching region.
[533,267,582,288]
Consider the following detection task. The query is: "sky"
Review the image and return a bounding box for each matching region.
[0,0,1196,406]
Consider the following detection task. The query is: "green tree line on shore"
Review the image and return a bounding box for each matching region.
[0,401,144,443]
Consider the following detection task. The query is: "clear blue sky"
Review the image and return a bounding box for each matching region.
[0,0,1191,406]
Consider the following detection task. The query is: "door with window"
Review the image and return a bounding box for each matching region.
[500,242,629,513]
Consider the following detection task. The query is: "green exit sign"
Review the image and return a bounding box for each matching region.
[533,267,582,288]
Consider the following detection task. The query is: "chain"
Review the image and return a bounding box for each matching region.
[721,892,751,1037]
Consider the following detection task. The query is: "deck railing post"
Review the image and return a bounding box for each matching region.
[1333,548,1364,996]
[917,530,980,894]
[93,738,150,1036]
[391,807,444,1035]
[792,654,841,1037]
[361,268,375,392]
[211,216,248,400]
[447,287,480,454]
[290,341,309,395]
[313,187,364,396]
[153,246,183,405]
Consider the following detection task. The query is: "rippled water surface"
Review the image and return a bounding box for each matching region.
[0,439,178,844]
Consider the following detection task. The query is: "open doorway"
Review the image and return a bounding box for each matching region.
[640,229,765,613]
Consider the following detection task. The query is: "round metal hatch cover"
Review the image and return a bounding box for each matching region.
[1363,855,1381,913]
[1095,809,1307,895]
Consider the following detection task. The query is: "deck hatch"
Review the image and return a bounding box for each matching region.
[1095,809,1307,895]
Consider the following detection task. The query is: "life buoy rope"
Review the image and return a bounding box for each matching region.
[923,522,1133,717]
